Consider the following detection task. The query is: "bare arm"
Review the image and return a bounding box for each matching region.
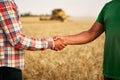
[63,22,104,45]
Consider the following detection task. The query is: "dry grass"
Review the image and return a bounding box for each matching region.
[21,17,105,80]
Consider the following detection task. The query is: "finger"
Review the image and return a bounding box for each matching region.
[54,43,65,51]
[53,38,67,51]
[53,36,60,41]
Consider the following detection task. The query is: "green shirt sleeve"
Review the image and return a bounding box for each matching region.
[96,4,107,25]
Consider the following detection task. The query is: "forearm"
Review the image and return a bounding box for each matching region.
[63,22,104,45]
[14,34,54,50]
[63,31,95,45]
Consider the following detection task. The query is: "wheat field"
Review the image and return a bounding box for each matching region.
[21,17,105,80]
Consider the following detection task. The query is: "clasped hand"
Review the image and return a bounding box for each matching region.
[52,36,67,51]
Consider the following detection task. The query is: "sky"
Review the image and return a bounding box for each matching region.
[15,0,111,18]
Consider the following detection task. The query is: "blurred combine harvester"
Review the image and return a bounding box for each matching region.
[50,9,67,22]
[39,9,67,22]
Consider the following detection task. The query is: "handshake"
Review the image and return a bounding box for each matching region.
[52,36,67,51]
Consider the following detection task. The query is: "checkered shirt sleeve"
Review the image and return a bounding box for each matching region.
[0,1,54,51]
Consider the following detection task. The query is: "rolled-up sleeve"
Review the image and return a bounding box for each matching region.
[0,1,54,50]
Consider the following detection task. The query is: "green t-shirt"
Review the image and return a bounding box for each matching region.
[96,0,120,79]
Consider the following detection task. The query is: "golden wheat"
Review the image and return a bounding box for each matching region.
[21,17,105,80]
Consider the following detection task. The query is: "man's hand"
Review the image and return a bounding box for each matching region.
[52,36,67,51]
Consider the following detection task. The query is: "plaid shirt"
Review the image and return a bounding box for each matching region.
[0,0,54,70]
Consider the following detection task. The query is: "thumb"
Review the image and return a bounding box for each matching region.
[53,36,61,41]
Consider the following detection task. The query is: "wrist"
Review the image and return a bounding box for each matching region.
[46,38,55,49]
[62,36,69,45]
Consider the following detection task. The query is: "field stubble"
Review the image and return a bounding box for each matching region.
[21,17,105,80]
